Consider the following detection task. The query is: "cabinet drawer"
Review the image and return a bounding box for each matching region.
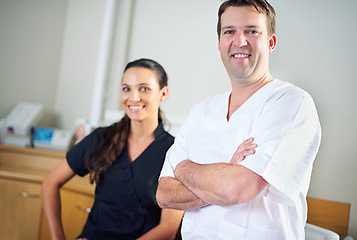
[40,188,94,240]
[0,177,42,240]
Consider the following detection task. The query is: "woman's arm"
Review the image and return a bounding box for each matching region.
[41,159,76,240]
[137,208,184,240]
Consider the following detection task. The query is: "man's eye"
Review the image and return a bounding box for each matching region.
[224,30,234,35]
[122,87,129,92]
[247,30,259,34]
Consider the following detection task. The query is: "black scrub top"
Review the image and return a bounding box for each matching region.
[66,122,174,240]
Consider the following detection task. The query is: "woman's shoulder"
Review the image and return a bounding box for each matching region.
[152,123,174,149]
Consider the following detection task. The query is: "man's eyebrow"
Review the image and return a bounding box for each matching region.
[222,25,261,30]
[222,25,234,30]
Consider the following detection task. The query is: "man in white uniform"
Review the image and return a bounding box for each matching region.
[156,0,321,239]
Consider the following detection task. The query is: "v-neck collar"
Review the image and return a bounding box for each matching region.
[224,80,279,123]
[128,121,165,164]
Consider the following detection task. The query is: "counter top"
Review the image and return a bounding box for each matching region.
[0,144,95,195]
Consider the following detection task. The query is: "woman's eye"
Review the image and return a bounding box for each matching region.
[122,87,129,92]
[140,87,150,92]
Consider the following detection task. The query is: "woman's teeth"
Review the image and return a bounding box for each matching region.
[129,105,144,110]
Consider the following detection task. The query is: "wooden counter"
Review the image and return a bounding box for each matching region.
[0,144,95,240]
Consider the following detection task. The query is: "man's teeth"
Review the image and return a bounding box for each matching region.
[129,106,143,110]
[233,54,249,58]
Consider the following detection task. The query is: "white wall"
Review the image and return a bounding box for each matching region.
[1,0,357,237]
[272,1,357,236]
[54,0,107,131]
[0,0,67,127]
[125,0,229,119]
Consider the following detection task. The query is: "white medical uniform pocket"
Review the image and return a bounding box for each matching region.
[218,220,277,240]
[235,128,250,147]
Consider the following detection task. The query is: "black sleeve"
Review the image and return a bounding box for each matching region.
[66,129,99,177]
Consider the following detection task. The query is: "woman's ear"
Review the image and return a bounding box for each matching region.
[160,86,169,102]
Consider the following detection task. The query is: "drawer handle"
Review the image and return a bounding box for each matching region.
[76,205,91,213]
[19,192,40,198]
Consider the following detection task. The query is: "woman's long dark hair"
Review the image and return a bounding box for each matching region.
[86,58,168,183]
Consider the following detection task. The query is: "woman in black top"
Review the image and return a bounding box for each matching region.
[42,58,184,240]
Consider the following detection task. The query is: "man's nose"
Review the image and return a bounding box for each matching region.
[233,32,248,48]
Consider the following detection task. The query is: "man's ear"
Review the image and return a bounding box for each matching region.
[218,37,221,52]
[268,34,277,54]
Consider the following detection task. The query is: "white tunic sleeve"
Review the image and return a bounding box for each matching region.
[159,111,192,179]
[239,87,321,205]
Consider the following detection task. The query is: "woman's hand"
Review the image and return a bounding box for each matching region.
[229,138,257,165]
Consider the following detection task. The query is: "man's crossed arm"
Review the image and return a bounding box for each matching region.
[156,138,268,210]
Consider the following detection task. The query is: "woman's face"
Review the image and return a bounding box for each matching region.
[121,67,168,123]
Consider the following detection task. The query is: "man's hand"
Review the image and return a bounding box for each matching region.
[229,137,257,165]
